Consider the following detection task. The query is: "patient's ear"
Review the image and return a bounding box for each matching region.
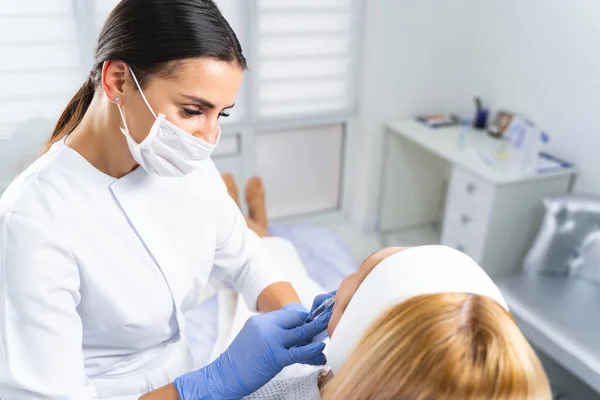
[318,370,334,390]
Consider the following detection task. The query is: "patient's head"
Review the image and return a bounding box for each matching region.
[327,246,405,336]
[323,246,551,400]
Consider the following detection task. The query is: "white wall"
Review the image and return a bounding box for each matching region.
[462,0,600,195]
[351,0,470,230]
[352,0,600,230]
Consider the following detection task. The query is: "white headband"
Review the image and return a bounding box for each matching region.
[326,245,508,373]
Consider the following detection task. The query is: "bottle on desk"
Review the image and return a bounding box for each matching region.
[458,119,473,149]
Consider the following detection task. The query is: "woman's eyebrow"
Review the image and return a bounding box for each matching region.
[181,94,235,110]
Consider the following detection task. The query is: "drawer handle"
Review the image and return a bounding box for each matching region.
[460,214,472,225]
[465,183,477,194]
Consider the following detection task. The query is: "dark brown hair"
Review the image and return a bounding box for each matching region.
[46,0,246,151]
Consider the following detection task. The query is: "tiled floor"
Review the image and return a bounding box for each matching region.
[329,222,383,263]
[382,223,441,248]
[330,222,442,264]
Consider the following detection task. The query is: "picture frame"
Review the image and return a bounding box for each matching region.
[488,110,514,138]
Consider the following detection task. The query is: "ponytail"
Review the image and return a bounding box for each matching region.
[45,76,95,152]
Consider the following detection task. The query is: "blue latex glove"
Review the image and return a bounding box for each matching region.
[309,291,336,343]
[310,290,337,315]
[174,303,331,399]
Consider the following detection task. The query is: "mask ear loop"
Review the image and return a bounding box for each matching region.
[116,103,130,133]
[128,66,158,119]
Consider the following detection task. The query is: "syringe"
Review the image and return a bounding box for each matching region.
[304,296,336,323]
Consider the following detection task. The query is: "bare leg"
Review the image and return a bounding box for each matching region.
[245,176,268,231]
[221,172,240,207]
[222,173,270,238]
[245,217,271,238]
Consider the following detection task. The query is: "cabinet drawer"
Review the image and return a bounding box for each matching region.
[440,232,484,263]
[447,168,494,218]
[442,209,488,240]
[440,218,486,263]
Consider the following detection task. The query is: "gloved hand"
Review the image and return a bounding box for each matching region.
[309,290,336,343]
[174,303,331,400]
[310,290,337,315]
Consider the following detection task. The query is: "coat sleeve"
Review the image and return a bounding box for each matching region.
[0,210,99,399]
[210,178,290,312]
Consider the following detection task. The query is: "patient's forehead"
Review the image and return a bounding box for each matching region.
[356,247,406,285]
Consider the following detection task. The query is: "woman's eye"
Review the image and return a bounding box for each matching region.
[183,108,202,116]
[218,112,230,118]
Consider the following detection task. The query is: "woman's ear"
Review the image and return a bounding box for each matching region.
[318,370,334,390]
[102,60,128,104]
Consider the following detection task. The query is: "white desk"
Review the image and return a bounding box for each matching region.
[379,120,577,276]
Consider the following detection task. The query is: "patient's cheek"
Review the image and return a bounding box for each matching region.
[327,310,340,338]
[328,275,356,336]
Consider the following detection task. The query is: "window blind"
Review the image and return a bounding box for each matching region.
[0,0,82,138]
[255,0,355,119]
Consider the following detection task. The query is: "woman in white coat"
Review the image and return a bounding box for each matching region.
[0,1,331,399]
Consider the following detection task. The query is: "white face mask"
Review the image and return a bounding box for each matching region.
[116,67,221,177]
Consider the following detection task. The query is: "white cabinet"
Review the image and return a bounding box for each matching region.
[441,168,494,263]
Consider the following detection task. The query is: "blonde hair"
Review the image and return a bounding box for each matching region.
[321,293,551,400]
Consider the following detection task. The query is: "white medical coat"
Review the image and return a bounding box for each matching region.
[0,139,287,399]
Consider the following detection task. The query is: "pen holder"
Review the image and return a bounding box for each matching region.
[474,109,488,130]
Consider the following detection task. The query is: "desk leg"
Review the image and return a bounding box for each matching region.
[378,129,450,232]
